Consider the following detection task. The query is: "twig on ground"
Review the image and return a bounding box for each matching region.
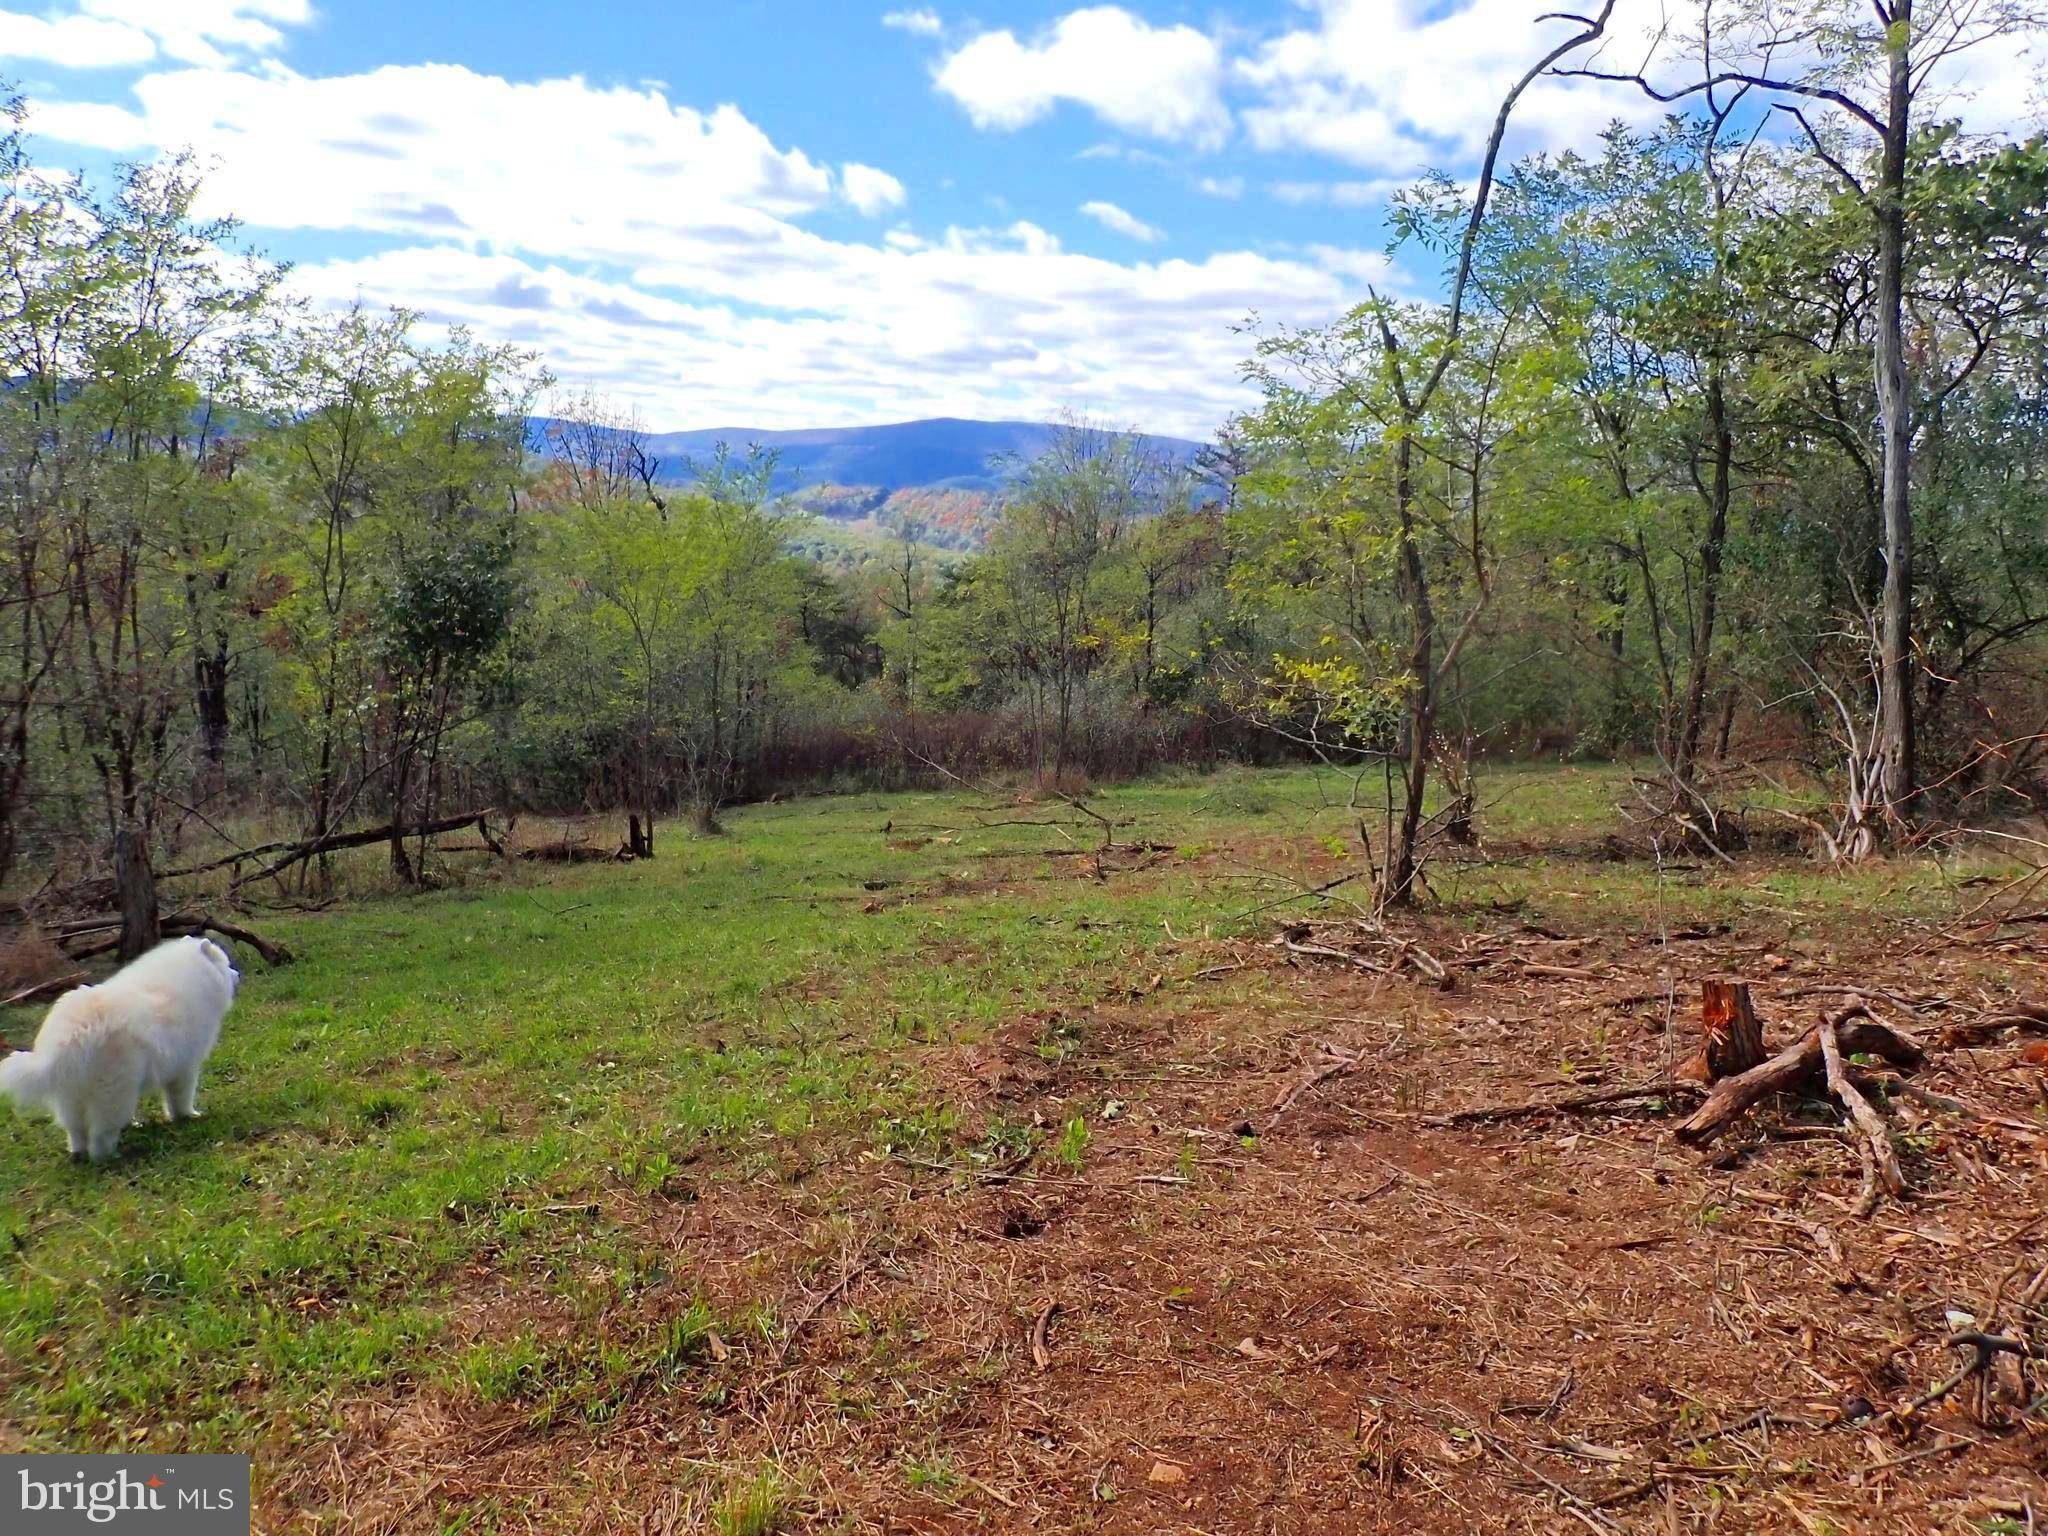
[1030,1300,1061,1371]
[779,1251,881,1363]
[1269,1043,1362,1123]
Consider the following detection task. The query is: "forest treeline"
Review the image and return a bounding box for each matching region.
[1,76,2045,925]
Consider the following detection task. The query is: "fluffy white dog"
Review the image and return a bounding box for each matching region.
[0,935,239,1162]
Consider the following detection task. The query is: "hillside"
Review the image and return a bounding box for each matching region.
[531,415,1205,497]
[781,483,1000,553]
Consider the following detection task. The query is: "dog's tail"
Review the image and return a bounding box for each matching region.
[0,1049,52,1112]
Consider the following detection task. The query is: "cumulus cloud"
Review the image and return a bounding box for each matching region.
[295,228,1381,437]
[23,55,1389,437]
[0,11,153,69]
[38,62,842,258]
[1235,0,1658,172]
[0,0,308,69]
[934,6,1228,149]
[1079,199,1162,242]
[1194,175,1243,198]
[1230,0,2039,181]
[840,162,907,215]
[881,7,942,37]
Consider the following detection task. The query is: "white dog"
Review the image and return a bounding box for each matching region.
[0,935,240,1163]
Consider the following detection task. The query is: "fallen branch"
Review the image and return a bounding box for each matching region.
[62,912,294,967]
[1941,1002,2048,1043]
[1419,1080,1702,1128]
[155,809,499,885]
[238,811,502,888]
[1030,1300,1061,1371]
[1274,933,1392,974]
[0,972,85,1008]
[1270,920,1447,984]
[519,840,626,864]
[1888,1332,2036,1425]
[1675,1006,1924,1146]
[1819,1018,1905,1215]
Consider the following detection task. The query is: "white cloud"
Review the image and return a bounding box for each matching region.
[0,11,152,68]
[1236,0,1655,173]
[935,6,1228,149]
[0,0,308,69]
[1194,175,1243,198]
[24,55,1389,438]
[840,161,907,215]
[1270,177,1405,207]
[292,229,1383,438]
[1079,199,1162,242]
[881,7,942,37]
[39,62,841,257]
[30,97,152,146]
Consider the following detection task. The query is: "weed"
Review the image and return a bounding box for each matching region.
[1054,1115,1090,1171]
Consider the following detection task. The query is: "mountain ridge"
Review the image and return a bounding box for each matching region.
[532,414,1207,496]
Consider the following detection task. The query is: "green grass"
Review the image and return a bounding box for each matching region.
[0,760,2025,1461]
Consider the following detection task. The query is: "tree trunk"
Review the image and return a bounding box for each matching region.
[1673,371,1732,781]
[114,819,159,963]
[1712,689,1737,763]
[1869,29,1916,834]
[1386,428,1435,908]
[193,636,231,794]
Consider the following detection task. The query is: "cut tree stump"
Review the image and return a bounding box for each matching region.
[1679,979,1767,1083]
[1676,1006,1924,1145]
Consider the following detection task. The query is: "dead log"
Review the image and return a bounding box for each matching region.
[1679,979,1767,1082]
[1676,1006,1924,1146]
[519,841,620,864]
[173,915,295,967]
[134,810,500,889]
[63,912,294,967]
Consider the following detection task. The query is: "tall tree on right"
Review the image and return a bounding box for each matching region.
[1556,0,2044,845]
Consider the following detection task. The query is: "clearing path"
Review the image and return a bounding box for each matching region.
[3,764,2044,1533]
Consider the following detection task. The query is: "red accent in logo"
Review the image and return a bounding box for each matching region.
[147,1476,165,1489]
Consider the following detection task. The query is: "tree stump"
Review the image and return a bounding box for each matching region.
[1679,979,1766,1083]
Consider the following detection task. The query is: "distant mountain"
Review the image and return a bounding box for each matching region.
[532,415,1207,497]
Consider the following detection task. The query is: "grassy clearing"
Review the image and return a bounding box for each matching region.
[0,761,2029,1476]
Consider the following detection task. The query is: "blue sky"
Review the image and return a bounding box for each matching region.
[1,1,2039,438]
